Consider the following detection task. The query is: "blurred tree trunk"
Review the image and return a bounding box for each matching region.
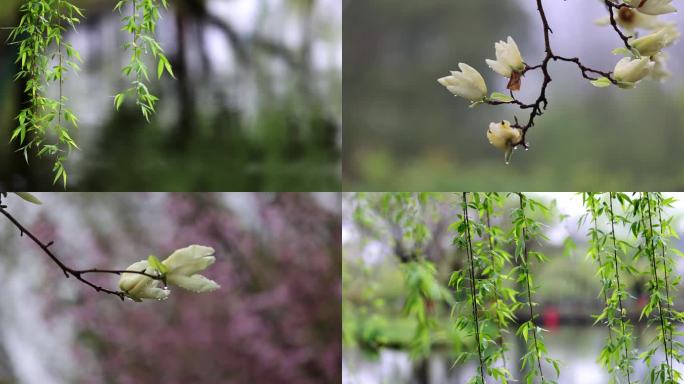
[171,9,196,150]
[416,358,429,384]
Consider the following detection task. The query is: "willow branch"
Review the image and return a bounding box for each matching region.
[656,194,675,373]
[462,192,486,382]
[608,193,632,384]
[484,205,507,371]
[589,195,614,345]
[644,193,673,380]
[0,199,161,300]
[518,193,545,381]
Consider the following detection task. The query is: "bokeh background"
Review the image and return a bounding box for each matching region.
[343,193,684,384]
[0,0,341,191]
[343,0,684,190]
[0,192,340,383]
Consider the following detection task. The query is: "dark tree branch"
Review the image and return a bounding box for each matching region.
[605,0,634,49]
[0,200,162,300]
[490,0,621,149]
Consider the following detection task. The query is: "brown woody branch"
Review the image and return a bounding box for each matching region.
[489,0,623,149]
[0,194,162,300]
[605,0,635,49]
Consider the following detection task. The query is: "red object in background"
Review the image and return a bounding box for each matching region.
[542,306,560,331]
[638,294,648,311]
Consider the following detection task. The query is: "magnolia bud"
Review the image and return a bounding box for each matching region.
[631,27,676,56]
[487,120,522,164]
[119,260,169,301]
[613,57,654,88]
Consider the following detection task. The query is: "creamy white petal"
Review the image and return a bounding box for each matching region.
[163,245,216,276]
[140,285,170,300]
[486,59,512,77]
[628,0,677,15]
[437,64,488,101]
[614,56,654,84]
[631,27,674,56]
[167,274,221,293]
[458,63,487,95]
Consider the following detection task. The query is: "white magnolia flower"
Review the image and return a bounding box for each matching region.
[486,120,522,163]
[651,52,670,80]
[631,25,679,56]
[162,245,220,293]
[486,36,525,78]
[626,0,676,16]
[594,7,665,31]
[613,56,654,88]
[119,260,170,301]
[437,63,488,101]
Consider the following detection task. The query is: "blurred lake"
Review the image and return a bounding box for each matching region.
[343,326,679,384]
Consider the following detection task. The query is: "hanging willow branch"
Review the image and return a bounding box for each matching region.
[585,194,613,343]
[481,194,509,373]
[115,0,175,121]
[630,192,676,383]
[654,193,682,379]
[652,194,675,377]
[10,0,83,187]
[606,192,634,383]
[643,193,674,381]
[7,0,174,187]
[514,193,545,382]
[462,192,486,383]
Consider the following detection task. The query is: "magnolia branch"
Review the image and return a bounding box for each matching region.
[605,0,634,48]
[0,195,161,300]
[487,0,625,148]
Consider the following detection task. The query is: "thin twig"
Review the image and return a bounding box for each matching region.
[605,0,634,49]
[493,0,619,148]
[0,202,161,300]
